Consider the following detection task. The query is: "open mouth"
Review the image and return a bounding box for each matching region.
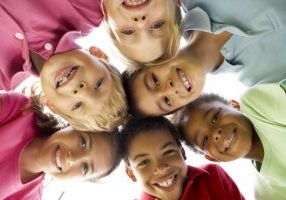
[122,0,150,9]
[55,145,63,172]
[225,128,237,152]
[154,174,178,192]
[55,66,78,88]
[177,68,192,92]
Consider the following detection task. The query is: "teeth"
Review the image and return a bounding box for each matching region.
[177,69,192,92]
[225,133,235,149]
[157,176,174,188]
[56,147,62,171]
[124,0,146,6]
[56,67,77,88]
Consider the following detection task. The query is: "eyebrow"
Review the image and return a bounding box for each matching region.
[133,153,148,162]
[203,108,213,120]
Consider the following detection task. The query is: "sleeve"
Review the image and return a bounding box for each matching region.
[0,91,28,125]
[240,82,286,125]
[203,164,245,200]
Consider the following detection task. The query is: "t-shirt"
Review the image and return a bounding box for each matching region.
[241,80,286,200]
[0,91,44,200]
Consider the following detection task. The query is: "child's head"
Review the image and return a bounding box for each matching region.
[102,0,182,64]
[38,126,121,181]
[121,117,188,200]
[40,47,127,131]
[122,47,206,117]
[173,94,255,162]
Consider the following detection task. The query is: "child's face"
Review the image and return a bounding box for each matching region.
[181,101,255,162]
[103,0,177,63]
[126,130,187,200]
[130,52,206,116]
[40,49,114,128]
[38,127,114,181]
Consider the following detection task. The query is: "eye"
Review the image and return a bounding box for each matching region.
[137,159,149,168]
[163,149,176,156]
[95,78,104,89]
[151,73,160,86]
[80,136,87,149]
[211,109,220,124]
[150,21,165,29]
[72,102,82,111]
[202,136,209,149]
[81,163,89,176]
[164,96,172,107]
[121,29,135,35]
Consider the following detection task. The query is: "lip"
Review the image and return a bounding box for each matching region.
[153,173,178,192]
[176,68,193,93]
[224,128,237,152]
[122,0,151,10]
[54,66,78,89]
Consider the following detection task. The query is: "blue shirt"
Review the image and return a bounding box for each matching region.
[182,0,286,86]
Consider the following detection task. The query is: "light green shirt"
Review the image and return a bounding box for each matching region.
[241,80,286,199]
[182,0,286,86]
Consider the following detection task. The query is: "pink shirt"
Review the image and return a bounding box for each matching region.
[140,164,245,200]
[0,0,103,90]
[0,91,43,200]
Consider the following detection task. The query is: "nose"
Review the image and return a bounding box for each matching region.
[73,81,87,95]
[166,79,179,95]
[153,162,171,176]
[212,128,222,142]
[132,15,147,22]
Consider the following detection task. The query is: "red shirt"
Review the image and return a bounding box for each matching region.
[140,164,245,200]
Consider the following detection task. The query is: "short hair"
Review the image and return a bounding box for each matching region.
[120,116,182,165]
[102,4,182,68]
[172,93,228,152]
[59,62,128,132]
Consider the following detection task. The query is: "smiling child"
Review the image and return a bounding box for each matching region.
[120,117,245,200]
[173,80,286,199]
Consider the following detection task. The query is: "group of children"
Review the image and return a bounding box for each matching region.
[1,0,286,199]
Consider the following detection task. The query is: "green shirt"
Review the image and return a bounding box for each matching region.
[241,80,286,199]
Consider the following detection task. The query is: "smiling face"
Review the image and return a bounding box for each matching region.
[126,130,187,200]
[128,50,206,116]
[181,101,255,162]
[103,0,178,63]
[40,49,114,130]
[38,127,115,181]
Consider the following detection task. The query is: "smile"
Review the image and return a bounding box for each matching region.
[177,68,192,92]
[225,128,237,152]
[55,66,78,88]
[55,145,63,172]
[122,0,150,8]
[154,174,177,192]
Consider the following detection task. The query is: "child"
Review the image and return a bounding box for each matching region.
[0,91,121,200]
[0,1,127,131]
[122,0,286,117]
[120,116,245,200]
[102,0,182,65]
[173,80,286,199]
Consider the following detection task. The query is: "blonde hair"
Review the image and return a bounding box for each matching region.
[56,62,127,132]
[103,4,182,68]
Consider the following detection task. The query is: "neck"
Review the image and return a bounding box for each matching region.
[20,137,45,183]
[30,50,46,73]
[245,132,264,162]
[186,30,232,72]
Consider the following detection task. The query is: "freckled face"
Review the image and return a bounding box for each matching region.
[127,130,187,200]
[182,101,255,161]
[38,127,115,181]
[103,0,178,63]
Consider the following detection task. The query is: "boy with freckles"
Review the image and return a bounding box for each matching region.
[174,80,286,200]
[120,117,245,200]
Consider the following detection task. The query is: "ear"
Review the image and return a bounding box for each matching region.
[204,154,219,162]
[180,146,187,160]
[40,94,57,113]
[125,165,137,182]
[89,46,109,61]
[229,100,240,111]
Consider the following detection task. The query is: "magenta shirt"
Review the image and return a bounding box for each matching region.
[0,0,103,90]
[140,164,245,200]
[0,91,43,200]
